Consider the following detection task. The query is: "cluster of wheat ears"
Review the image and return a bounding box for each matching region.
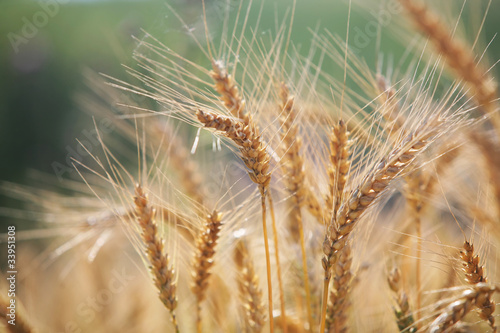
[3,0,500,332]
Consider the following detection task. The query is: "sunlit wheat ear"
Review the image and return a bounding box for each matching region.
[210,60,247,122]
[460,240,496,331]
[201,59,286,331]
[191,210,223,332]
[325,119,351,224]
[387,267,416,333]
[277,82,313,330]
[398,0,500,133]
[234,240,266,333]
[133,185,179,332]
[320,116,445,332]
[429,284,498,333]
[325,244,353,333]
[0,291,36,333]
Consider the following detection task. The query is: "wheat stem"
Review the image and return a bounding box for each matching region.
[267,191,287,333]
[260,187,274,333]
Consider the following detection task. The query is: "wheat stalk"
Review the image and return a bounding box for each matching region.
[387,267,417,333]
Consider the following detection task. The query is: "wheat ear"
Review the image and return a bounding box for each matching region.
[429,284,498,333]
[325,119,351,223]
[325,245,353,333]
[387,267,417,333]
[278,83,313,330]
[234,240,266,333]
[460,241,496,331]
[203,61,287,332]
[191,210,223,332]
[398,0,500,133]
[320,120,440,332]
[134,185,179,332]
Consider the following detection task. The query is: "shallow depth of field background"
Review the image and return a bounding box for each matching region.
[0,0,499,229]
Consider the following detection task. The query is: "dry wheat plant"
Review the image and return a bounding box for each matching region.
[2,0,500,332]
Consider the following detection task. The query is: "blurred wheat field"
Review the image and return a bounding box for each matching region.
[2,0,500,332]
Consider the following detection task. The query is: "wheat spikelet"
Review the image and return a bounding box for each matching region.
[325,119,351,223]
[277,82,313,329]
[278,82,307,240]
[234,240,266,333]
[197,110,271,189]
[133,185,179,331]
[325,245,353,333]
[323,119,441,277]
[398,0,500,133]
[429,284,497,333]
[211,60,248,123]
[460,241,496,331]
[387,267,416,333]
[320,118,442,332]
[191,210,223,330]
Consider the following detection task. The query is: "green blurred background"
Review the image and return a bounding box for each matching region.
[0,0,499,225]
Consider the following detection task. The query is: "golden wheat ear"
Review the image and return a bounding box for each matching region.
[429,284,498,333]
[325,244,354,333]
[234,240,266,333]
[133,185,179,332]
[191,210,223,332]
[460,240,496,331]
[277,82,314,330]
[398,0,500,134]
[387,267,417,333]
